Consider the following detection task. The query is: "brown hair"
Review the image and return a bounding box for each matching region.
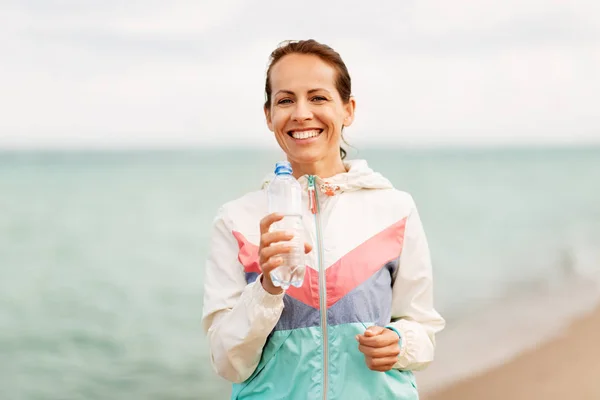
[264,39,352,160]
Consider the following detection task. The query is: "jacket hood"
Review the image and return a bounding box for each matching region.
[261,159,393,196]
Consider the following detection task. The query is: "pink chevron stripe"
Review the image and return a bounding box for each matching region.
[232,231,318,308]
[232,217,406,310]
[287,267,320,309]
[324,218,406,308]
[232,231,261,274]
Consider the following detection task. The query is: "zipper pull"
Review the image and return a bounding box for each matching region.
[307,175,317,214]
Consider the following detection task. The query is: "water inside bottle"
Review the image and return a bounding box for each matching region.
[270,214,306,289]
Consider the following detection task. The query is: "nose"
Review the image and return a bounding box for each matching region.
[291,99,313,122]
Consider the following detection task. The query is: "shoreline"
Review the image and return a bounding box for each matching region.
[422,304,600,399]
[415,274,600,396]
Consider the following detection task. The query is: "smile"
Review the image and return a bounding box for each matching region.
[287,129,323,140]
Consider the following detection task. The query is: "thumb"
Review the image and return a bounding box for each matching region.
[304,242,313,254]
[364,325,385,337]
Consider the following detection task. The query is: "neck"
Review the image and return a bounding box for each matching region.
[290,157,347,179]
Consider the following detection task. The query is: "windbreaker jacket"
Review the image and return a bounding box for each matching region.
[202,160,445,400]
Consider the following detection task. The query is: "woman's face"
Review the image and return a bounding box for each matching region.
[265,54,355,168]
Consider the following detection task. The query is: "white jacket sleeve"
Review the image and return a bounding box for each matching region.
[386,196,446,371]
[201,209,285,383]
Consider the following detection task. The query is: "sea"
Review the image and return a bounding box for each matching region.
[1,146,599,399]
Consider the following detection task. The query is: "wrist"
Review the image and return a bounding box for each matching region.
[260,274,284,295]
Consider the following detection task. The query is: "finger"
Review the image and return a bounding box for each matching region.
[259,244,292,263]
[364,326,385,337]
[259,213,284,235]
[369,362,397,372]
[261,230,294,247]
[365,356,399,371]
[358,344,400,359]
[260,256,283,274]
[356,329,400,348]
[357,335,398,348]
[304,242,313,254]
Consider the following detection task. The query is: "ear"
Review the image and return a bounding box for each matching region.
[264,105,274,132]
[342,96,356,127]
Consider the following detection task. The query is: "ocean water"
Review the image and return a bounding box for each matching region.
[1,147,599,399]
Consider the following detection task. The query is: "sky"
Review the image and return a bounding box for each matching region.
[1,0,599,149]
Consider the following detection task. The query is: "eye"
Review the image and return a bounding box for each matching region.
[311,96,327,102]
[277,98,293,105]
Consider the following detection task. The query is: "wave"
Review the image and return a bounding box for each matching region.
[415,246,600,394]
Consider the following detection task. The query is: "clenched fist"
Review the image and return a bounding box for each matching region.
[356,326,401,372]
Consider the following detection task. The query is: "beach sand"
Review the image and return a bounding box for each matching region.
[423,305,600,400]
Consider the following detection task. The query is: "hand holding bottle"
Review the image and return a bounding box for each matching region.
[258,212,312,295]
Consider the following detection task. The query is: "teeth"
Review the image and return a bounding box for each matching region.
[291,130,321,139]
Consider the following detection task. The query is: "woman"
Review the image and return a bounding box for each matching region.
[202,39,445,400]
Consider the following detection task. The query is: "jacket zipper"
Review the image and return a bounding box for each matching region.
[308,175,328,400]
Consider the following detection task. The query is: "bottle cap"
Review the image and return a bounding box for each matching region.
[274,161,293,175]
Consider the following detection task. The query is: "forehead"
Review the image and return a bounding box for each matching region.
[270,54,337,92]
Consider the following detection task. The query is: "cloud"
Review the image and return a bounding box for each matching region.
[0,0,598,148]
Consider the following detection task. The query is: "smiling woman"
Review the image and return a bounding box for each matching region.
[264,40,355,171]
[202,39,445,400]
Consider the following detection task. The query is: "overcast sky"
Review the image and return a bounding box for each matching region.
[1,0,599,149]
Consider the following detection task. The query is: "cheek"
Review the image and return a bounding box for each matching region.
[271,112,288,131]
[320,109,344,128]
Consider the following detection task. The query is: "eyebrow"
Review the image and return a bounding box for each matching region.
[275,88,331,96]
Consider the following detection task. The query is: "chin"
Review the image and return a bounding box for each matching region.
[289,155,320,164]
[290,154,325,165]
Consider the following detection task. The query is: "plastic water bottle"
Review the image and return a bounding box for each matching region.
[267,161,306,289]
